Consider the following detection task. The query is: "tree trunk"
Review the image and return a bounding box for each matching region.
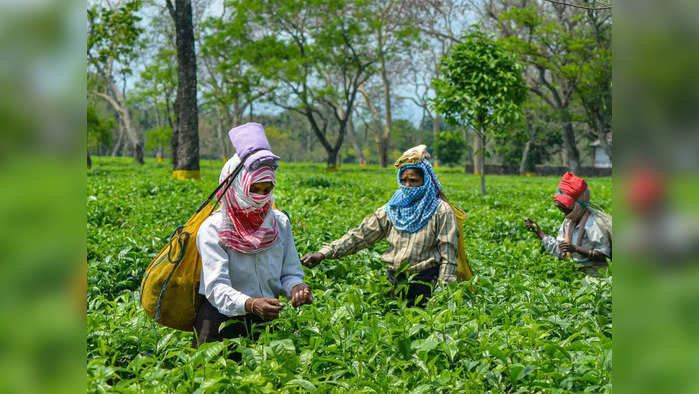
[380,48,392,169]
[347,114,367,165]
[97,84,141,164]
[171,124,179,168]
[432,114,440,165]
[359,85,384,167]
[111,125,124,157]
[134,140,144,164]
[215,105,229,159]
[233,99,242,127]
[561,115,580,173]
[463,129,471,173]
[157,145,164,162]
[222,106,234,159]
[472,131,482,175]
[154,102,163,128]
[233,110,240,129]
[418,116,425,143]
[87,152,92,169]
[479,132,486,196]
[169,0,200,178]
[377,139,388,167]
[327,149,338,169]
[519,139,532,175]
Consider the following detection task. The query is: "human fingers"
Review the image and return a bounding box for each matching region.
[291,290,301,307]
[259,302,282,320]
[304,257,320,268]
[264,297,283,307]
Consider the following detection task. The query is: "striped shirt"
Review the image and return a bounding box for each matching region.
[318,199,458,285]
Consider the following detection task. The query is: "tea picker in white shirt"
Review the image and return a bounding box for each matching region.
[525,172,612,276]
[193,123,311,348]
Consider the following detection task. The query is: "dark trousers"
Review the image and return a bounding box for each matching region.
[192,297,268,349]
[387,265,439,307]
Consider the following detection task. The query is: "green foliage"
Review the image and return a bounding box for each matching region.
[87,1,143,77]
[199,13,277,109]
[133,48,177,128]
[431,27,527,134]
[494,97,562,170]
[87,105,115,152]
[88,157,611,392]
[231,0,376,104]
[496,2,611,157]
[144,127,172,151]
[434,131,465,166]
[227,0,378,166]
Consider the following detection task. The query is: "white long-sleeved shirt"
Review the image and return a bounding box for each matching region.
[541,215,612,263]
[196,209,305,317]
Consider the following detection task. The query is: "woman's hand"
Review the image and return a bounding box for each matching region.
[245,297,283,321]
[300,253,324,268]
[290,283,313,307]
[524,218,545,239]
[559,241,579,254]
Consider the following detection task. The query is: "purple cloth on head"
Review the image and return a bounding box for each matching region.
[228,122,280,170]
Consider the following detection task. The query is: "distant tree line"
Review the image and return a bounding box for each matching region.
[87,0,610,176]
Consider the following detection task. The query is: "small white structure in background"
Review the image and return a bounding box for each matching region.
[591,133,612,168]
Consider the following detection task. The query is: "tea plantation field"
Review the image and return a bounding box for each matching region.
[87,157,612,392]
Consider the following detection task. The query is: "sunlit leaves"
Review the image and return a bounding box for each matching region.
[87,157,611,392]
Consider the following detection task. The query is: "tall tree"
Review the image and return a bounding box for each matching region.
[198,13,277,159]
[363,0,418,167]
[234,0,376,169]
[87,105,116,166]
[483,0,605,173]
[494,95,562,174]
[575,4,611,159]
[166,0,200,179]
[405,0,477,165]
[432,28,526,196]
[134,48,177,132]
[87,0,145,164]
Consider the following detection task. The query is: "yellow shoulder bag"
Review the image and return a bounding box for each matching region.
[140,161,244,331]
[445,201,474,282]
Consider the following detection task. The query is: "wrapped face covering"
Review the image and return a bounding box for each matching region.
[386,146,443,233]
[217,155,278,253]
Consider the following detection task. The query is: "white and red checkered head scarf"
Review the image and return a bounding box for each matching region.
[216,155,278,253]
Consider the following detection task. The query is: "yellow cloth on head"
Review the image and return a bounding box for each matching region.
[394,144,431,168]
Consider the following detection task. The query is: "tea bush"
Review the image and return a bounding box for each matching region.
[87,157,611,392]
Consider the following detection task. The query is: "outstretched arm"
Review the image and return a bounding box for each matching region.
[302,206,390,267]
[525,218,546,240]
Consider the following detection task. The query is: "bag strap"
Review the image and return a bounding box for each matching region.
[194,161,245,213]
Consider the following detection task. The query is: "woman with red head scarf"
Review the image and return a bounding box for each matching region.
[193,123,312,348]
[525,172,612,275]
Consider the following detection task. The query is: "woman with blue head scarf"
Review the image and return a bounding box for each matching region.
[301,145,459,306]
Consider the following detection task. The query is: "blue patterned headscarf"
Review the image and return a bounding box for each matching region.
[385,160,443,233]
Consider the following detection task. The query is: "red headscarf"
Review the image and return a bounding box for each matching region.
[554,172,588,209]
[216,155,278,254]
